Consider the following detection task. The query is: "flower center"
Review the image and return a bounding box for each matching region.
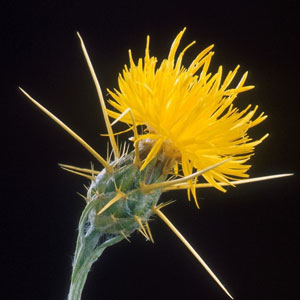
[162,139,181,160]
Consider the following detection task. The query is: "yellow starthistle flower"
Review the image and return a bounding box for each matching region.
[107,28,268,205]
[19,29,291,300]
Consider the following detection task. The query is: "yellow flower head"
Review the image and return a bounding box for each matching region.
[107,28,268,194]
[20,30,291,300]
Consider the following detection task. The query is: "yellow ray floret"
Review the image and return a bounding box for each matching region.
[107,28,268,192]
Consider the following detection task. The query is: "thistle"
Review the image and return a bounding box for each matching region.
[20,28,292,300]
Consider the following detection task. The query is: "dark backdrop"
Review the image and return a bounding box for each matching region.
[2,1,299,300]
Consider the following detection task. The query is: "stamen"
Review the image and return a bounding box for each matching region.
[19,87,113,173]
[153,207,233,299]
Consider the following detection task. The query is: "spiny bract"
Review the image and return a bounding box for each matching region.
[87,149,165,240]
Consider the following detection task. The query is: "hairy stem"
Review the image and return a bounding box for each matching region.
[67,199,123,300]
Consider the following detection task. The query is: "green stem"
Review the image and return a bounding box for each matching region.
[67,199,124,300]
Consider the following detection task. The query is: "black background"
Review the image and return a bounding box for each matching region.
[2,1,299,300]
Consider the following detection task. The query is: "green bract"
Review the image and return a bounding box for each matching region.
[88,151,165,236]
[68,150,167,300]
